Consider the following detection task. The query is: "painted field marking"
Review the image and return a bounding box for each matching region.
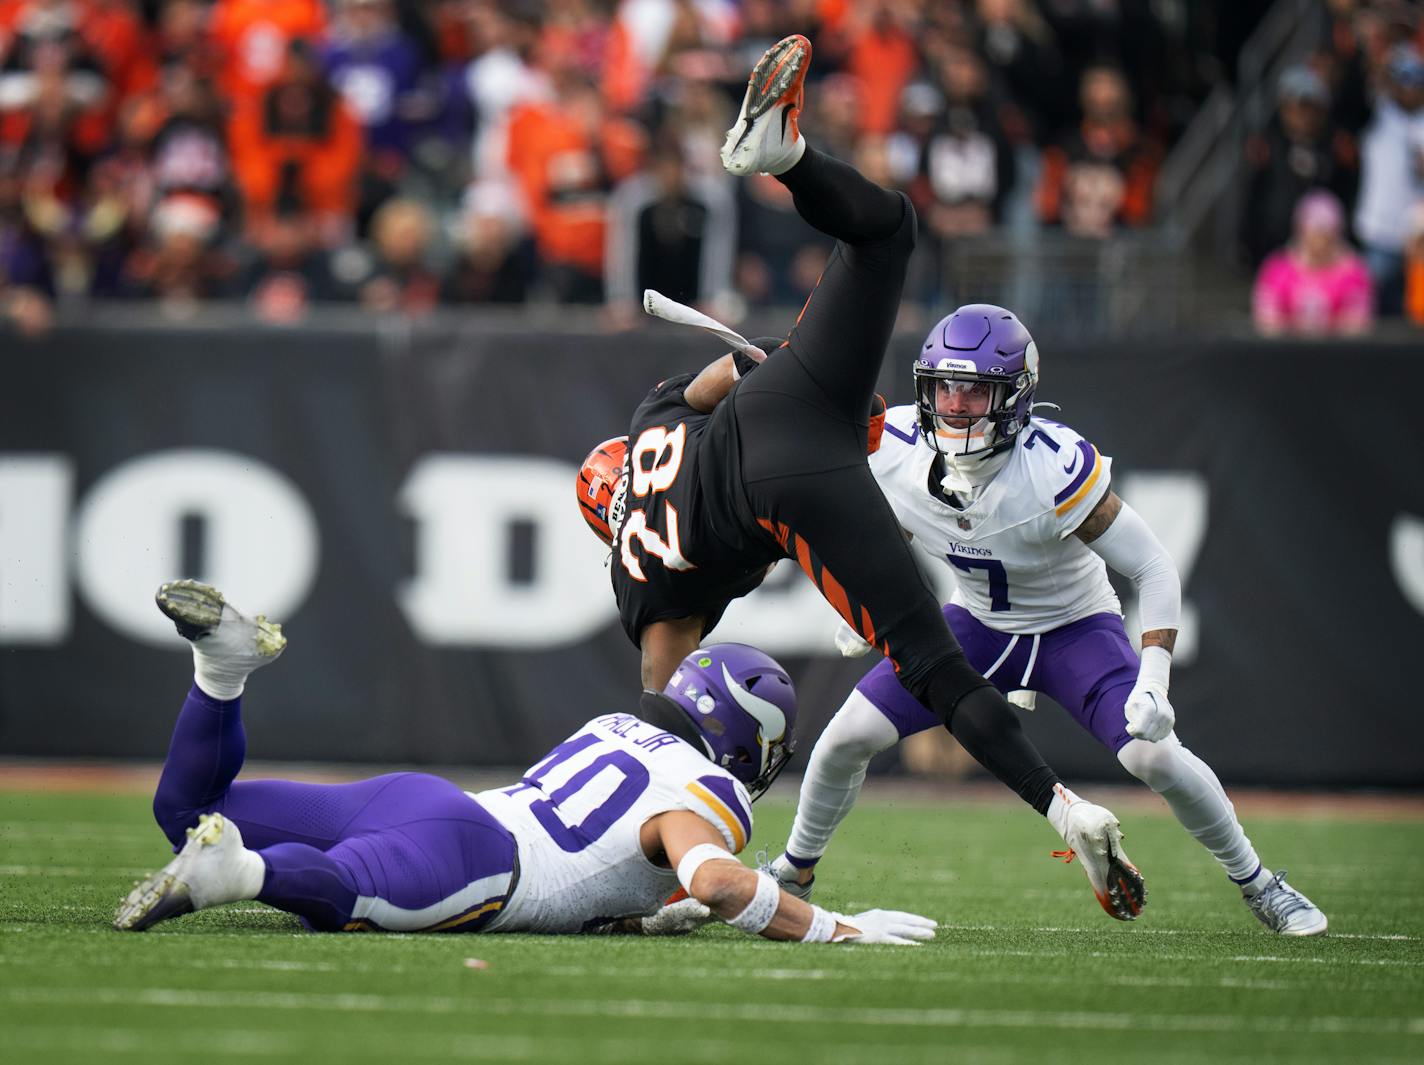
[3,986,1420,1038]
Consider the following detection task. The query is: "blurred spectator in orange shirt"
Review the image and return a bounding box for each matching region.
[209,0,326,103]
[1403,201,1424,327]
[844,0,919,135]
[505,69,643,303]
[228,39,362,243]
[1036,64,1160,238]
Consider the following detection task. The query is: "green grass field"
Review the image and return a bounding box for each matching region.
[3,789,1422,1065]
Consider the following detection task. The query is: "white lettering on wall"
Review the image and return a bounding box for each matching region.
[1390,513,1424,616]
[0,455,74,642]
[397,454,613,646]
[73,450,319,648]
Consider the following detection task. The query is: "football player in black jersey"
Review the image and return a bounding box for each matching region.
[576,35,1145,920]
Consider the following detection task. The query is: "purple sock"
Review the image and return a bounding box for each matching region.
[258,843,359,931]
[152,683,247,848]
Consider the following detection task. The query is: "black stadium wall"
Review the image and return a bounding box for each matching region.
[2,319,1421,788]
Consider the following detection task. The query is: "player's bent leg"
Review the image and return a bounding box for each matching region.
[777,687,910,897]
[150,579,287,846]
[152,684,252,848]
[1117,736,1326,934]
[773,189,916,420]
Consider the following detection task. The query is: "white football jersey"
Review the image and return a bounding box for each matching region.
[871,406,1120,634]
[472,713,754,934]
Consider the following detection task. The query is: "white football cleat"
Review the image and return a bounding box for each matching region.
[1056,801,1146,921]
[1246,871,1327,936]
[156,579,286,697]
[767,851,814,901]
[720,33,811,177]
[114,813,263,931]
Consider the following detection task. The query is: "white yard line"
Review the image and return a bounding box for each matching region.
[2,986,1419,1037]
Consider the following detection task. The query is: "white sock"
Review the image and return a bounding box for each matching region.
[785,690,900,865]
[233,848,267,901]
[1238,866,1275,897]
[192,847,267,909]
[1045,783,1085,841]
[1117,736,1262,885]
[768,134,807,176]
[191,646,250,701]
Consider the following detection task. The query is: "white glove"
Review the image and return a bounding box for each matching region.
[1124,685,1174,742]
[1125,645,1175,742]
[639,897,714,936]
[833,618,872,658]
[831,909,938,945]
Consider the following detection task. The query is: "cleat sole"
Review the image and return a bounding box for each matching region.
[744,35,810,121]
[114,873,195,932]
[1101,825,1146,921]
[155,580,226,641]
[726,35,810,159]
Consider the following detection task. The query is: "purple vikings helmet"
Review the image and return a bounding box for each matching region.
[663,643,797,800]
[913,304,1040,460]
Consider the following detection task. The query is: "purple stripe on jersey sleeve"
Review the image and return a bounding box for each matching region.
[696,774,752,842]
[1053,441,1098,505]
[882,421,919,446]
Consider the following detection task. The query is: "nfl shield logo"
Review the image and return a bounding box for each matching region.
[957,516,972,531]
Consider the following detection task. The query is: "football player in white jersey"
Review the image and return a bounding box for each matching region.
[113,581,935,946]
[769,305,1328,936]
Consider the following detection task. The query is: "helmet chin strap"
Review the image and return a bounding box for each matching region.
[934,429,1013,496]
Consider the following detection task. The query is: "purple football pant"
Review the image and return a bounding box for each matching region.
[860,606,1138,753]
[152,685,517,932]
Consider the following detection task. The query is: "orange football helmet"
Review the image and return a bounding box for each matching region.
[576,436,629,546]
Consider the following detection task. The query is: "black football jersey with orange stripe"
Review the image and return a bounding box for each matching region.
[611,374,778,644]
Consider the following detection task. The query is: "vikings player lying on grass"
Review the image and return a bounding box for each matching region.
[114,581,935,945]
[767,305,1327,937]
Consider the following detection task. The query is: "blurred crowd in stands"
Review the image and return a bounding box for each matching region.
[1248,0,1424,335]
[0,0,1417,337]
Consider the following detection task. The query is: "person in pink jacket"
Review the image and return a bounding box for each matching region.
[1253,190,1374,336]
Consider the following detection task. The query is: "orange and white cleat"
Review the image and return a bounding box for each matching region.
[1055,801,1146,921]
[720,34,811,177]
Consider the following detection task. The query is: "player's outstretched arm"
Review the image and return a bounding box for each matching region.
[652,811,936,945]
[1075,491,1181,742]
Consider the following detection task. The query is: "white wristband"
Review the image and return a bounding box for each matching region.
[727,871,781,934]
[1138,645,1171,693]
[675,843,737,896]
[801,904,838,943]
